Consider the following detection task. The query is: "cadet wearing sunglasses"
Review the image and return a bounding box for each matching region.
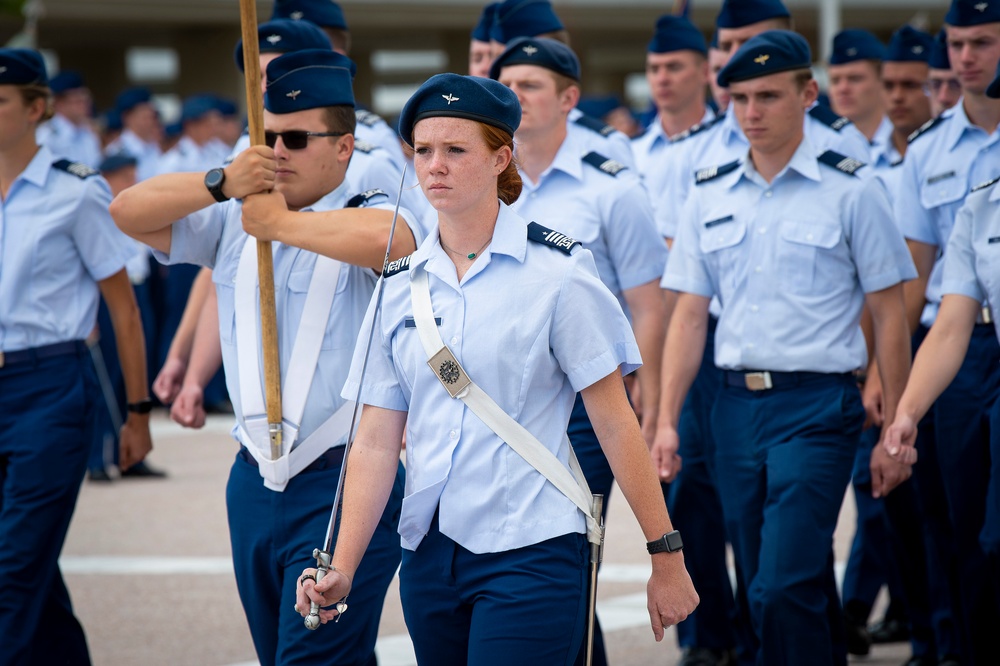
[264,129,346,150]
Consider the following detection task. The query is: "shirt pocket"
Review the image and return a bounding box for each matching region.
[778,220,843,294]
[699,217,746,291]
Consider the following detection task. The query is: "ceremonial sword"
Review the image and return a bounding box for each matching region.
[305,165,408,631]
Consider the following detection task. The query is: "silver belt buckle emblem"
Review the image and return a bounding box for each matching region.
[744,371,773,391]
[428,347,472,398]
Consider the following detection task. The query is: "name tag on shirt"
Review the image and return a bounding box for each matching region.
[404,317,442,328]
[704,215,734,229]
[988,237,1000,245]
[927,171,956,185]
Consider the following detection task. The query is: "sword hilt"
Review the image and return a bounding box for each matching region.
[304,548,331,630]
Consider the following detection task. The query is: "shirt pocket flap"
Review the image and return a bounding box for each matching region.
[919,173,966,210]
[780,222,841,249]
[699,219,747,254]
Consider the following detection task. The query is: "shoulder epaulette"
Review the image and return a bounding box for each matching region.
[907,116,944,144]
[818,150,866,176]
[383,255,411,277]
[672,114,725,143]
[347,189,389,208]
[574,114,616,137]
[353,139,380,154]
[808,105,852,132]
[694,160,740,185]
[582,151,627,177]
[972,175,1000,193]
[890,157,904,168]
[355,109,383,128]
[527,221,581,255]
[52,159,98,179]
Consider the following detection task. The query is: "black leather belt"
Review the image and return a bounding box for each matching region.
[237,445,346,472]
[724,370,852,392]
[0,340,87,370]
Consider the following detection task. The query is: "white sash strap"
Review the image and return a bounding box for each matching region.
[409,268,601,544]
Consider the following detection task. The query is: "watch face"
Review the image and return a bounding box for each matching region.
[206,169,223,188]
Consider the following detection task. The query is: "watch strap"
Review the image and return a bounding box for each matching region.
[646,530,683,554]
[127,398,154,414]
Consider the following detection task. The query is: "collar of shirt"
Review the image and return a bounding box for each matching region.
[870,116,901,166]
[738,136,822,190]
[944,98,1000,151]
[15,144,55,192]
[518,128,588,188]
[120,129,160,157]
[299,179,351,213]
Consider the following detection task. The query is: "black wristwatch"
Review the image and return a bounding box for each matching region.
[647,530,684,555]
[127,398,154,414]
[204,167,229,203]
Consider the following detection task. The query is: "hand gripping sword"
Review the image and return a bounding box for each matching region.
[305,166,408,631]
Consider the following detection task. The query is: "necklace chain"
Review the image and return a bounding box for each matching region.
[440,237,492,260]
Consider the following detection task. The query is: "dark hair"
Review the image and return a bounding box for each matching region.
[792,68,814,91]
[478,122,521,205]
[322,105,357,135]
[19,84,53,122]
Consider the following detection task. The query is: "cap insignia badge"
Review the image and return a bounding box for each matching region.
[442,93,460,105]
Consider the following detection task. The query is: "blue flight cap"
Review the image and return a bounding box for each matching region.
[180,94,219,123]
[576,95,623,120]
[716,0,790,29]
[929,29,951,70]
[489,36,580,81]
[492,0,564,44]
[648,15,708,55]
[271,0,348,30]
[98,153,138,173]
[234,18,332,72]
[115,87,152,114]
[829,29,885,65]
[398,73,521,146]
[472,3,501,42]
[49,70,84,94]
[0,48,47,86]
[264,49,355,114]
[717,30,811,87]
[212,96,238,118]
[945,0,1000,26]
[885,26,934,63]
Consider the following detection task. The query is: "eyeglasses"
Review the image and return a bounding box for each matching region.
[264,130,346,150]
[925,79,962,95]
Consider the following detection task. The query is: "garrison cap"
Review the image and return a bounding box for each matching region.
[491,0,564,44]
[829,29,885,65]
[115,87,152,114]
[49,71,84,94]
[472,3,500,42]
[929,29,951,69]
[716,0,790,29]
[98,153,138,174]
[398,73,520,146]
[489,36,580,81]
[987,58,1000,97]
[180,95,220,123]
[717,30,811,87]
[264,49,355,114]
[945,0,1000,26]
[234,19,332,72]
[0,49,46,86]
[648,15,708,55]
[272,0,348,30]
[885,26,934,63]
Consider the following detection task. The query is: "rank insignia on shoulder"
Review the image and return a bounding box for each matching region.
[907,116,943,144]
[583,151,627,176]
[355,109,382,127]
[347,189,389,208]
[383,255,411,277]
[353,140,379,154]
[574,114,616,137]
[972,176,1000,193]
[808,105,852,132]
[818,150,865,176]
[671,114,724,143]
[53,159,98,178]
[695,160,739,185]
[527,222,581,255]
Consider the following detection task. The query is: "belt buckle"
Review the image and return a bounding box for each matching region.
[982,307,994,325]
[744,371,773,391]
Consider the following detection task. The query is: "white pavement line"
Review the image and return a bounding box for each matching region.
[60,556,234,575]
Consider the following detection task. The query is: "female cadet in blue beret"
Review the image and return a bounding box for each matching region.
[0,48,152,664]
[296,73,698,664]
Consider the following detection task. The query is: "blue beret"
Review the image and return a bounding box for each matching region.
[398,73,520,146]
[717,30,811,87]
[829,29,885,65]
[98,153,138,173]
[180,95,219,123]
[946,0,1000,26]
[885,26,934,64]
[492,0,564,44]
[929,29,951,70]
[115,87,152,114]
[0,49,46,86]
[234,19,332,72]
[576,95,623,120]
[472,3,500,42]
[49,71,84,94]
[648,15,708,55]
[264,49,354,114]
[271,0,347,30]
[716,0,790,29]
[489,37,580,81]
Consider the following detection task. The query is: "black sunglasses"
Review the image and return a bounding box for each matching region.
[264,130,346,150]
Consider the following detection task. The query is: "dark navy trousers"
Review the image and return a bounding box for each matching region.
[399,515,588,666]
[712,373,862,666]
[0,347,96,666]
[226,453,404,666]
